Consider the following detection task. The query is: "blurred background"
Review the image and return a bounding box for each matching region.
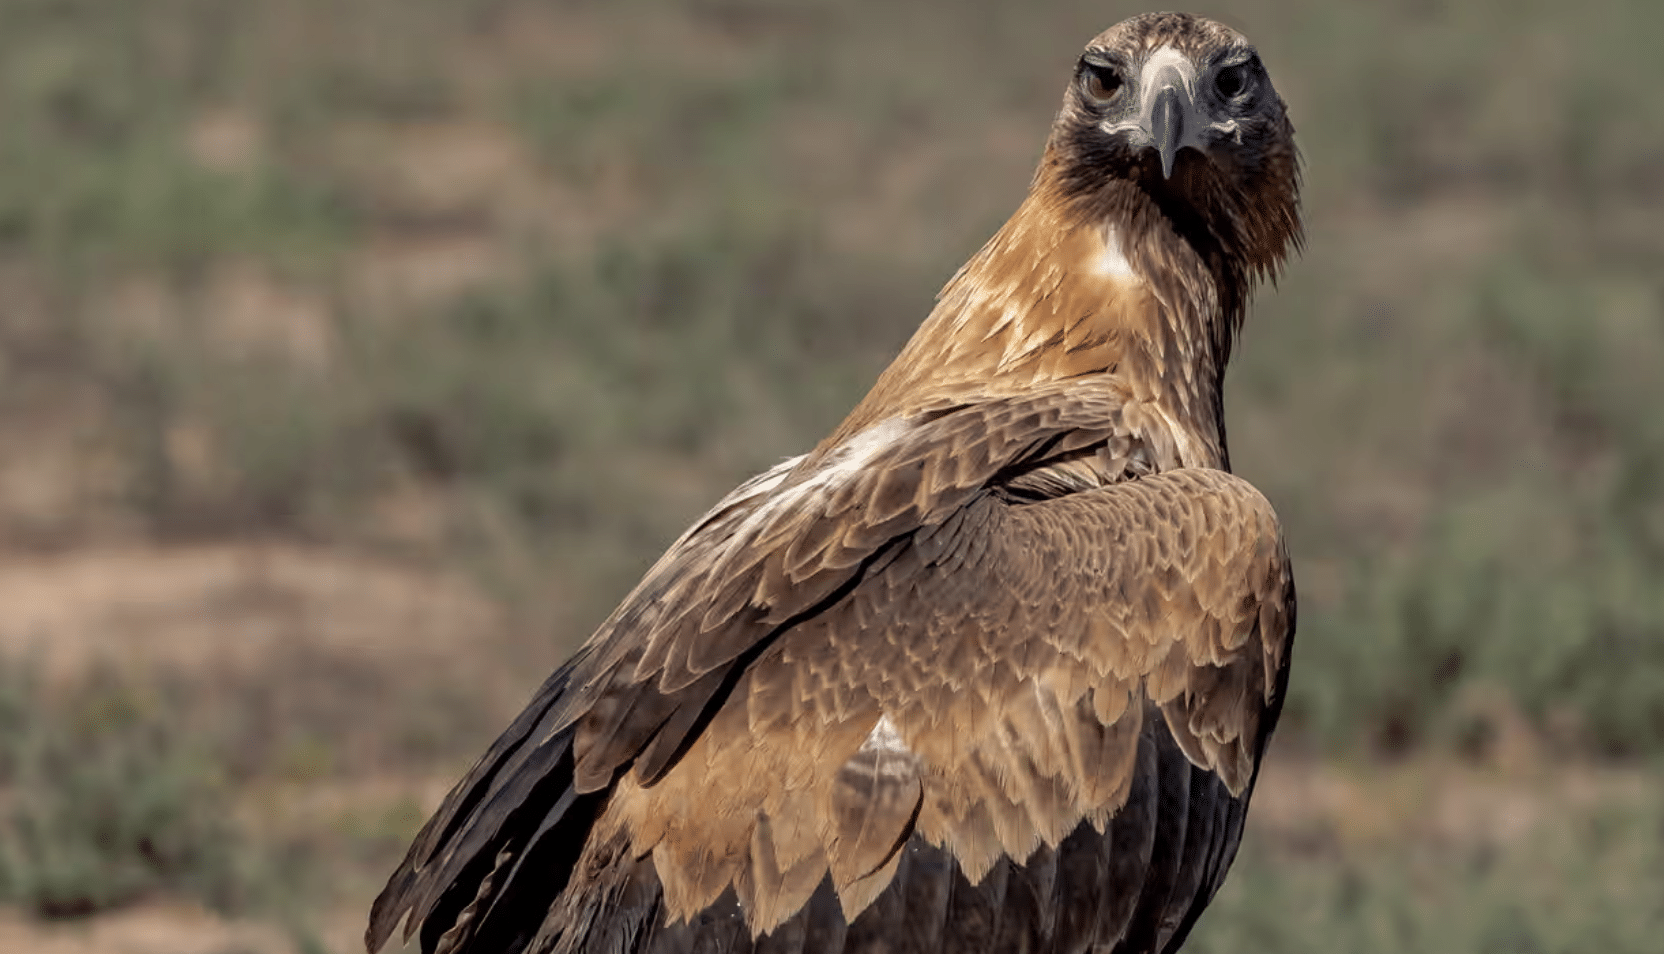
[0,0,1660,951]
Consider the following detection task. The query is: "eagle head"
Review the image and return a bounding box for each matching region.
[1044,13,1302,291]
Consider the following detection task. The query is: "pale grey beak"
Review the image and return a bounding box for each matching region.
[1142,54,1198,180]
[1147,81,1188,179]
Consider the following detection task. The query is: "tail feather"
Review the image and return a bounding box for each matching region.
[367,662,589,954]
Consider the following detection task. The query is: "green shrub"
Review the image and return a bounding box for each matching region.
[1191,798,1664,954]
[0,666,255,918]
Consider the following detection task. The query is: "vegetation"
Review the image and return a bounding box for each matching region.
[0,0,1659,947]
[0,667,253,917]
[1192,785,1664,954]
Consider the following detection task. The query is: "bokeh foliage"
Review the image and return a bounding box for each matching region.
[1191,790,1664,954]
[0,667,254,917]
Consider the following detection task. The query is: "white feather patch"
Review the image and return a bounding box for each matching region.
[729,418,908,542]
[1096,225,1138,280]
[804,418,907,491]
[861,714,911,757]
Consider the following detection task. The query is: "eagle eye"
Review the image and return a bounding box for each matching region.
[1081,62,1123,103]
[1215,59,1256,100]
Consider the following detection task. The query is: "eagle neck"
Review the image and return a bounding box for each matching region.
[823,188,1231,468]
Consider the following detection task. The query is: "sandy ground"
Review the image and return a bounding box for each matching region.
[0,543,500,684]
[0,903,291,954]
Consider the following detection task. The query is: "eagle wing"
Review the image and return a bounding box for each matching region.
[367,380,1294,954]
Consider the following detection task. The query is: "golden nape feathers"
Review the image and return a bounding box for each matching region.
[369,12,1301,954]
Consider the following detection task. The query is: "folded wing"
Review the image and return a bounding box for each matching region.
[367,384,1293,954]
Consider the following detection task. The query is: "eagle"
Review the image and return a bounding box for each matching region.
[368,12,1302,954]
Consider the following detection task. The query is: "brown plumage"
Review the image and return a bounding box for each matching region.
[368,12,1302,954]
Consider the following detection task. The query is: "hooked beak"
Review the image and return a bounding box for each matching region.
[1147,82,1187,179]
[1141,56,1195,180]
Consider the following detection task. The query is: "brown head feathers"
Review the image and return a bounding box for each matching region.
[831,13,1301,457]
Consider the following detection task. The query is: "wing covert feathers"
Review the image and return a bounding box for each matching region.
[595,465,1291,933]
